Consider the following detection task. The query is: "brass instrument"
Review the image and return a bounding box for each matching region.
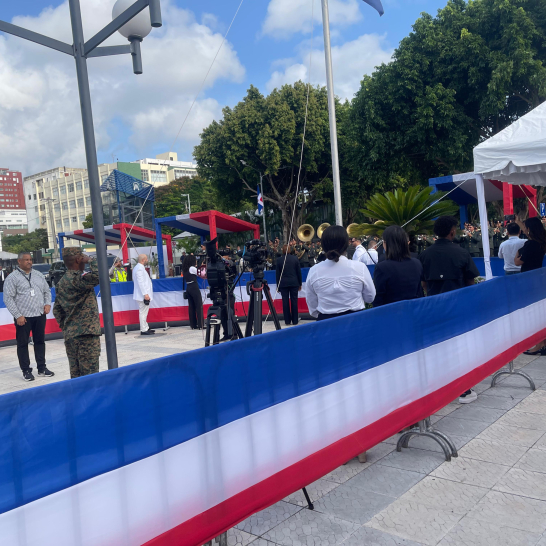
[317,222,330,239]
[297,224,315,243]
[346,223,358,237]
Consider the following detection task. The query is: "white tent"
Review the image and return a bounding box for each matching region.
[474,101,546,186]
[473,101,546,281]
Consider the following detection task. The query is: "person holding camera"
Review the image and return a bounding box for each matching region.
[276,244,302,326]
[133,254,154,335]
[182,255,204,330]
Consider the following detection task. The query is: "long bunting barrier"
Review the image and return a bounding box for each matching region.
[1,270,546,545]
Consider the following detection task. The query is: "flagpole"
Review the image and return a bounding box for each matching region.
[260,173,267,242]
[321,0,343,227]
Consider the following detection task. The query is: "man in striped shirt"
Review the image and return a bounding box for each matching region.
[3,252,55,382]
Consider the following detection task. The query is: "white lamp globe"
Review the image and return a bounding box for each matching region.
[112,0,152,40]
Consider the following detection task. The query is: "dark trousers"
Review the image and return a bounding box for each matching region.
[15,314,47,372]
[280,286,299,325]
[186,282,203,329]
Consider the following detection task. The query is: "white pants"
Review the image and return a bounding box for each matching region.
[138,300,150,332]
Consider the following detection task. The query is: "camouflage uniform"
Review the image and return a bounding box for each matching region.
[53,248,101,378]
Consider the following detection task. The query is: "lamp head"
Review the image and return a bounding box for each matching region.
[113,0,152,40]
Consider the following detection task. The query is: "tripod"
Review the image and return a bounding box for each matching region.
[204,291,243,347]
[244,267,282,336]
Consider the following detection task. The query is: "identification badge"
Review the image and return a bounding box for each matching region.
[30,289,35,297]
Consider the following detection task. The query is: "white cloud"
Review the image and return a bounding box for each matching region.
[262,0,362,40]
[0,0,245,175]
[266,34,392,99]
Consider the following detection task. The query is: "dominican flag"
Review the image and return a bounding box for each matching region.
[257,185,264,216]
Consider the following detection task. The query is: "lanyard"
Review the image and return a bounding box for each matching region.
[17,267,32,288]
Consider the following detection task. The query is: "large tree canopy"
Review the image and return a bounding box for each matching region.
[350,0,546,185]
[2,229,49,255]
[195,83,360,239]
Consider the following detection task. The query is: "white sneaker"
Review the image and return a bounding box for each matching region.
[459,389,477,404]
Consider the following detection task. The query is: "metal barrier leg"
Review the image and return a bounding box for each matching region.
[215,533,227,546]
[396,419,455,462]
[491,360,535,390]
[163,321,170,332]
[124,325,128,335]
[302,487,314,510]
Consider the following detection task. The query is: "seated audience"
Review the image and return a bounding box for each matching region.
[373,226,423,307]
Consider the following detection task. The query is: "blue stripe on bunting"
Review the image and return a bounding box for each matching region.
[0,269,545,515]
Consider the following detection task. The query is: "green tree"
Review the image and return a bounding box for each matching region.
[348,186,458,238]
[2,228,49,254]
[195,83,344,240]
[350,0,546,185]
[82,213,93,229]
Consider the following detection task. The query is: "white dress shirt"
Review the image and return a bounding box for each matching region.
[352,244,378,265]
[498,236,526,272]
[133,263,153,302]
[305,256,376,318]
[352,245,366,262]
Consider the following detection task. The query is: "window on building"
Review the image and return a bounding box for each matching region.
[33,194,36,200]
[28,194,32,201]
[69,200,76,208]
[76,181,82,190]
[84,179,89,188]
[101,174,108,183]
[79,215,86,222]
[52,188,58,197]
[60,186,66,195]
[39,192,44,199]
[141,170,149,182]
[34,206,38,212]
[39,204,46,211]
[63,218,69,226]
[86,197,91,206]
[71,216,77,223]
[77,198,84,207]
[56,220,62,229]
[68,183,74,192]
[54,203,60,211]
[62,202,68,210]
[151,170,167,183]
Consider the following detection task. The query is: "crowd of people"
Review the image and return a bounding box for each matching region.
[1,214,545,385]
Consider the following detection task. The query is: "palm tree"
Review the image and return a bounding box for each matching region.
[347,186,458,239]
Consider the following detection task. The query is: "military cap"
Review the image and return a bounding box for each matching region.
[63,247,83,258]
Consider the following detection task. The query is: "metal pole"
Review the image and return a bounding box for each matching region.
[321,0,343,226]
[68,0,118,369]
[44,198,58,259]
[260,173,267,242]
[187,195,191,214]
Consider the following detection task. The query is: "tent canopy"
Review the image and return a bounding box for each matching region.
[474,101,546,186]
[154,210,260,278]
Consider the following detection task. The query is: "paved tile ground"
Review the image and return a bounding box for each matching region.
[3,332,546,545]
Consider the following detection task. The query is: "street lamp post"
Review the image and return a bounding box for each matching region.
[42,197,58,259]
[181,193,191,214]
[0,0,162,370]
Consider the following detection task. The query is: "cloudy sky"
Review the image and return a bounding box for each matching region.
[0,0,447,176]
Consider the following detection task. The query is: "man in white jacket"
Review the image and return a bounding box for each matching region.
[133,254,154,335]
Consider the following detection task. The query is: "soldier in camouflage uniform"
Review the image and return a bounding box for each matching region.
[53,247,101,378]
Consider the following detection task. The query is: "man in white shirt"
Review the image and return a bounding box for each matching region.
[351,238,366,263]
[498,223,525,275]
[133,254,155,335]
[355,239,379,266]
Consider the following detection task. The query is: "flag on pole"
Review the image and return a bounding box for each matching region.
[363,0,384,16]
[257,185,264,216]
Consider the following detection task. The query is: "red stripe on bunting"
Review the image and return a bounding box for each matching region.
[143,327,546,546]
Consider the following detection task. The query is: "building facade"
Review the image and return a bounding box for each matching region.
[0,168,26,210]
[24,153,197,250]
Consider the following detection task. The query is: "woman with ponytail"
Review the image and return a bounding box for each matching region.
[305,225,375,321]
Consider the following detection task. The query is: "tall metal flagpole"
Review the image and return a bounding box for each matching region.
[321,0,343,226]
[260,173,267,242]
[68,0,119,369]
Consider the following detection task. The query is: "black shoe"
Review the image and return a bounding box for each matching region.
[141,330,155,336]
[37,368,55,378]
[219,335,230,342]
[148,329,156,333]
[23,370,35,382]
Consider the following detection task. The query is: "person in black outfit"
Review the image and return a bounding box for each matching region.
[373,226,423,307]
[420,216,480,404]
[276,244,302,326]
[182,255,203,329]
[515,216,546,273]
[515,217,546,355]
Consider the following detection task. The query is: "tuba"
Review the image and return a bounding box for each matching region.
[317,223,330,239]
[346,223,358,237]
[297,224,315,243]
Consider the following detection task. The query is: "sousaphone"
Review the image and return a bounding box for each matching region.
[317,223,330,239]
[297,224,315,243]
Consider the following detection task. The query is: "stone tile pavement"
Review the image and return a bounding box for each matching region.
[3,330,546,545]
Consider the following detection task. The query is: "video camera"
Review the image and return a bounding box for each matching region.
[238,239,268,270]
[204,238,237,305]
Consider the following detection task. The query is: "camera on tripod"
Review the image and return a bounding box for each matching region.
[238,239,268,270]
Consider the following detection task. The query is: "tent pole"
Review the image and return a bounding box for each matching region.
[476,174,492,280]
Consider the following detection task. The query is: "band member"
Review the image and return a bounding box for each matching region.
[182,255,204,330]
